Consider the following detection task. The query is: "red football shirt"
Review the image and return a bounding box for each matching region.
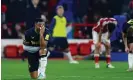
[93,18,108,33]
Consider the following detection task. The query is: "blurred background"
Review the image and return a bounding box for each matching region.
[1,0,133,60]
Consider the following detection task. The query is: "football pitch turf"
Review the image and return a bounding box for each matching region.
[1,59,133,80]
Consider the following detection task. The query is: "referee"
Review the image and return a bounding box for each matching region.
[49,5,78,64]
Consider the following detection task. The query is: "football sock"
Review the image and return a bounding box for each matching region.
[94,54,99,64]
[106,55,111,64]
[63,51,74,61]
[38,51,50,76]
[38,57,47,76]
[128,53,133,69]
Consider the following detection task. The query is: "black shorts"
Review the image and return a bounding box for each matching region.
[26,51,40,72]
[127,37,133,44]
[48,37,69,50]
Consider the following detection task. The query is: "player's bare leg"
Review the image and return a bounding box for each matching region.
[94,43,101,68]
[30,71,38,79]
[63,48,79,64]
[127,43,133,72]
[104,42,115,68]
[27,54,39,79]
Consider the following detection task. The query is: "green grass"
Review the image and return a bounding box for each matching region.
[1,59,133,80]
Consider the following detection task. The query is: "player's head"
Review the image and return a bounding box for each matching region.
[107,23,116,33]
[32,0,40,6]
[56,5,64,16]
[35,18,45,30]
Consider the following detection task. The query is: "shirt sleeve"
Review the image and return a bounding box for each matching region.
[95,19,101,28]
[49,18,56,34]
[122,23,130,33]
[23,32,31,45]
[43,28,51,41]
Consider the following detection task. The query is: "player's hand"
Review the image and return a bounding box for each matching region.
[39,49,47,56]
[125,47,129,53]
[40,25,45,36]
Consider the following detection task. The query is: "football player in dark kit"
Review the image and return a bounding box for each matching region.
[23,18,50,79]
[122,15,133,72]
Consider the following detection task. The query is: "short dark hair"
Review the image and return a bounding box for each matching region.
[108,23,116,33]
[56,5,64,10]
[34,18,44,23]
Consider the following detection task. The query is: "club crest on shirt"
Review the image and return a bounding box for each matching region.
[45,34,50,40]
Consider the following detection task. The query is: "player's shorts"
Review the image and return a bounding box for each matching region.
[127,37,133,44]
[25,49,48,72]
[48,37,69,50]
[26,50,40,72]
[91,44,106,54]
[127,37,133,53]
[92,30,110,44]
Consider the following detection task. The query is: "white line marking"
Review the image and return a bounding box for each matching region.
[3,75,133,79]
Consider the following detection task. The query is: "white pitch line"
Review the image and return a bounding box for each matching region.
[3,75,133,79]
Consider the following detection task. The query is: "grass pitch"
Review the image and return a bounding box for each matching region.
[1,59,133,80]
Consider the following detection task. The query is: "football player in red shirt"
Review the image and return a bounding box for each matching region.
[92,18,117,68]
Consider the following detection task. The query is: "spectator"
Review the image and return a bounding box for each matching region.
[108,0,124,16]
[73,0,89,23]
[25,0,41,30]
[93,0,110,17]
[47,0,59,22]
[74,27,85,39]
[15,24,24,39]
[10,24,19,38]
[39,0,48,15]
[1,4,7,23]
[1,23,18,39]
[129,0,133,17]
[129,0,133,9]
[1,24,9,38]
[6,0,27,23]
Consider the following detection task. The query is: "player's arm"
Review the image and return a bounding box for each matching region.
[96,19,102,42]
[122,23,129,48]
[98,24,102,42]
[122,32,128,48]
[98,30,102,42]
[40,26,47,49]
[122,32,129,53]
[23,32,30,46]
[39,25,50,56]
[49,18,56,34]
[122,23,129,52]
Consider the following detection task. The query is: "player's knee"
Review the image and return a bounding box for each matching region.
[29,64,39,73]
[105,43,111,49]
[39,49,47,56]
[95,43,101,49]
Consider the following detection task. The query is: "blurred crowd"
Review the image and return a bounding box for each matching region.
[1,0,133,39]
[1,23,25,39]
